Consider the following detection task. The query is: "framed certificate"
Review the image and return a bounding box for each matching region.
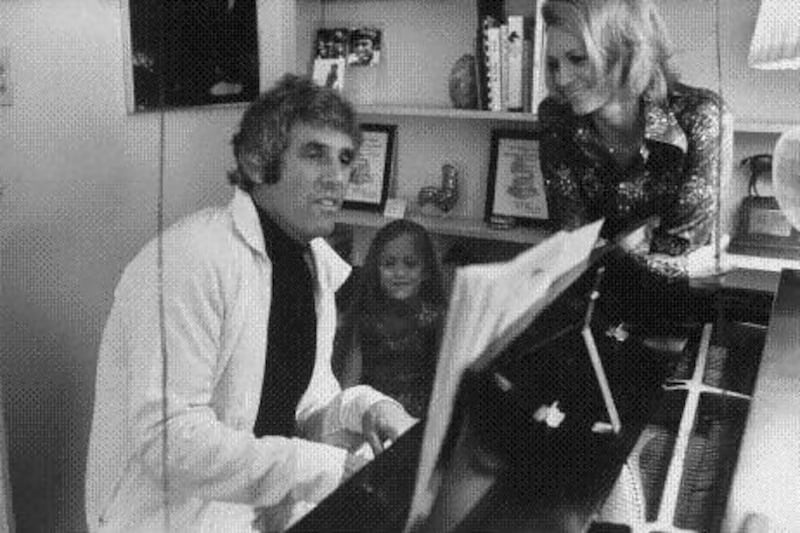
[728,196,800,259]
[484,129,551,227]
[344,123,396,212]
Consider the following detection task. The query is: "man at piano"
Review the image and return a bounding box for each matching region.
[85,74,416,533]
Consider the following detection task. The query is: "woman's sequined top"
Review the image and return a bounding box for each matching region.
[538,83,731,278]
[359,298,444,419]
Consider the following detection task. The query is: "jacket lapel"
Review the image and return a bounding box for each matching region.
[230,188,267,259]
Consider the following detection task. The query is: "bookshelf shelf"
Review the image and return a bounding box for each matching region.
[357,106,799,133]
[733,118,800,135]
[357,104,539,122]
[335,209,550,245]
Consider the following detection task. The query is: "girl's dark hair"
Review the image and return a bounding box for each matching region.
[354,219,445,310]
[333,220,445,381]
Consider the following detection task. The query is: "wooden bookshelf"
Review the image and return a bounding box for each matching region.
[358,105,798,133]
[263,0,800,271]
[356,105,539,122]
[335,209,551,245]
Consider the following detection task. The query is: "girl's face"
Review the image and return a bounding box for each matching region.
[545,27,615,116]
[378,233,426,301]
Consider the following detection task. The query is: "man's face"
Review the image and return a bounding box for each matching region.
[355,39,374,63]
[252,122,355,242]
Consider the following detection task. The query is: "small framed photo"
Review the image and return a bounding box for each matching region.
[345,124,396,212]
[311,28,351,92]
[484,129,551,227]
[347,27,382,67]
[311,57,346,91]
[315,28,350,59]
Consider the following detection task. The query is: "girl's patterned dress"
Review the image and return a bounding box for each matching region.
[359,298,444,419]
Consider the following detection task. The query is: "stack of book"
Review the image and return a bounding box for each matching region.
[475,0,547,114]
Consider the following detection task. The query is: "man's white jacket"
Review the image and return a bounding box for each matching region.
[86,189,389,532]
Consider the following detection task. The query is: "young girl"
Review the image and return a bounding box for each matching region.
[335,220,446,419]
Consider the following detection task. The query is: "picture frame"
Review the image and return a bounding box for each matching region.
[728,195,800,259]
[344,123,396,212]
[121,0,260,112]
[347,27,382,67]
[484,129,551,227]
[311,57,346,92]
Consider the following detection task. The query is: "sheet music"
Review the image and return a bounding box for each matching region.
[404,219,604,532]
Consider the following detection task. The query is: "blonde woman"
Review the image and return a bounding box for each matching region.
[538,0,732,280]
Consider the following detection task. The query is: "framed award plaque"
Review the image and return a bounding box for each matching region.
[728,196,800,259]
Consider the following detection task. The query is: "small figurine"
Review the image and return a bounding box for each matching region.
[739,153,772,197]
[418,163,459,213]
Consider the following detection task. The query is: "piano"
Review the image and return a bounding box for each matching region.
[290,251,797,533]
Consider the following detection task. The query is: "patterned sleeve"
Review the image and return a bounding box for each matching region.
[650,92,733,256]
[538,98,589,230]
[626,92,733,279]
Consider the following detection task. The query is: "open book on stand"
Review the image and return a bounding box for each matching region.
[404,218,605,531]
[287,216,683,532]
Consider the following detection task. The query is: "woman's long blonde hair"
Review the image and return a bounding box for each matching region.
[542,0,679,103]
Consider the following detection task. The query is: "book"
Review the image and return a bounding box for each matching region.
[475,0,504,111]
[403,219,605,532]
[483,19,502,112]
[473,34,486,110]
[521,38,533,113]
[506,15,525,111]
[499,23,510,110]
[530,0,548,114]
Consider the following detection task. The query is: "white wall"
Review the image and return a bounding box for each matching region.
[659,0,800,127]
[0,1,237,530]
[0,387,13,533]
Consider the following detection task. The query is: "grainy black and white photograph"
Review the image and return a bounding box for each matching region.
[1,0,800,532]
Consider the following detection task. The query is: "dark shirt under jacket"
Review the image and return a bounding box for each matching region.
[253,209,317,438]
[538,83,729,279]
